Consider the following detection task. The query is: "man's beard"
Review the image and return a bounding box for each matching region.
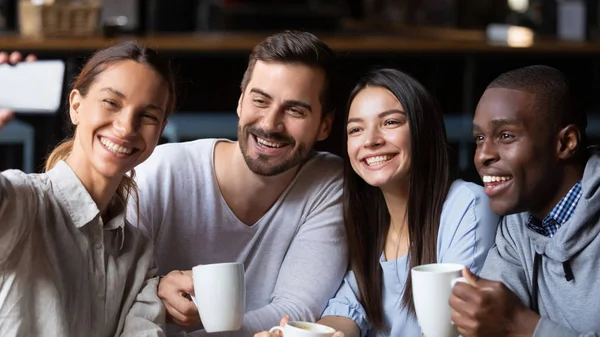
[238,123,309,176]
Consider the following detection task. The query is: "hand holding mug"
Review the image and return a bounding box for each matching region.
[158,270,200,326]
[449,268,539,337]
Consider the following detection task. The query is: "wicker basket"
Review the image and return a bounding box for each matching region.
[18,0,101,38]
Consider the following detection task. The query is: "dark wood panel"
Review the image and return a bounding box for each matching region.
[2,31,600,53]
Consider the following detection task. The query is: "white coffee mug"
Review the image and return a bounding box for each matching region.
[269,321,336,337]
[411,263,467,337]
[191,262,245,333]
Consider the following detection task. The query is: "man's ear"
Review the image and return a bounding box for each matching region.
[317,112,334,142]
[557,124,581,159]
[69,89,82,125]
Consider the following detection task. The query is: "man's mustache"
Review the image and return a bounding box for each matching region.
[246,125,295,145]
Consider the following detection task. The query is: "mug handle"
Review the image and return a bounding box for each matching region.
[190,295,199,309]
[269,326,284,333]
[451,276,468,288]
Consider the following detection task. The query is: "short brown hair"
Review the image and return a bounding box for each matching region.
[241,30,336,117]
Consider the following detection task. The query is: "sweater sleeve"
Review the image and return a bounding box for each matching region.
[321,271,370,337]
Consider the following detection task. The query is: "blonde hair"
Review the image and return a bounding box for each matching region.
[44,41,176,219]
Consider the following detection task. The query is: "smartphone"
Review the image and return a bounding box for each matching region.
[0,60,66,113]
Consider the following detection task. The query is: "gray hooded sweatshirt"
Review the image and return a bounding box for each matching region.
[481,153,600,337]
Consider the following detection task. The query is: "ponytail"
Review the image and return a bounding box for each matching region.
[118,170,140,225]
[45,138,74,172]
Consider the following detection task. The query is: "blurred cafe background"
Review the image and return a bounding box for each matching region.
[2,0,600,182]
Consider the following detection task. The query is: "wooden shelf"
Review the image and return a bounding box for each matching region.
[1,31,599,53]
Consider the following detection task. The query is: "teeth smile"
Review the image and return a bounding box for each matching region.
[482,175,512,183]
[365,155,395,166]
[256,136,285,148]
[100,137,133,155]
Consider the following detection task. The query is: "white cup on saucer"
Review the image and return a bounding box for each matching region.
[269,321,335,337]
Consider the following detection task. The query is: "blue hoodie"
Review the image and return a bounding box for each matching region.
[481,153,600,337]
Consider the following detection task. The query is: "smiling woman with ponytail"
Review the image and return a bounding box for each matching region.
[0,41,176,337]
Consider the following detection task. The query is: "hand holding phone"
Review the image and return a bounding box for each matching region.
[0,52,37,130]
[0,109,14,129]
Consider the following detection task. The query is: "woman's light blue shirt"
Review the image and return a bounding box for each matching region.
[321,180,500,337]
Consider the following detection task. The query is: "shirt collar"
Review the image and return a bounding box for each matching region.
[526,180,583,237]
[47,161,126,249]
[103,199,127,250]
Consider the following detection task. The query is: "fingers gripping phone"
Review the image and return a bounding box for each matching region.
[0,60,66,113]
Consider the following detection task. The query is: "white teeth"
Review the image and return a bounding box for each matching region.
[365,155,394,166]
[256,137,284,148]
[482,175,512,183]
[100,137,133,155]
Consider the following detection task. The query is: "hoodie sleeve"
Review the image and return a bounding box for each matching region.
[482,218,600,337]
[534,317,600,337]
[480,216,533,307]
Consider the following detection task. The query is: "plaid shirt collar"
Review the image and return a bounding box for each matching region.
[527,181,582,237]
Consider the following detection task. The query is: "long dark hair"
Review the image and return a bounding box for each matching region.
[343,68,451,330]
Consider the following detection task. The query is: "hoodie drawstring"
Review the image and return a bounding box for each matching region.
[531,252,574,314]
[532,253,542,314]
[563,261,574,281]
